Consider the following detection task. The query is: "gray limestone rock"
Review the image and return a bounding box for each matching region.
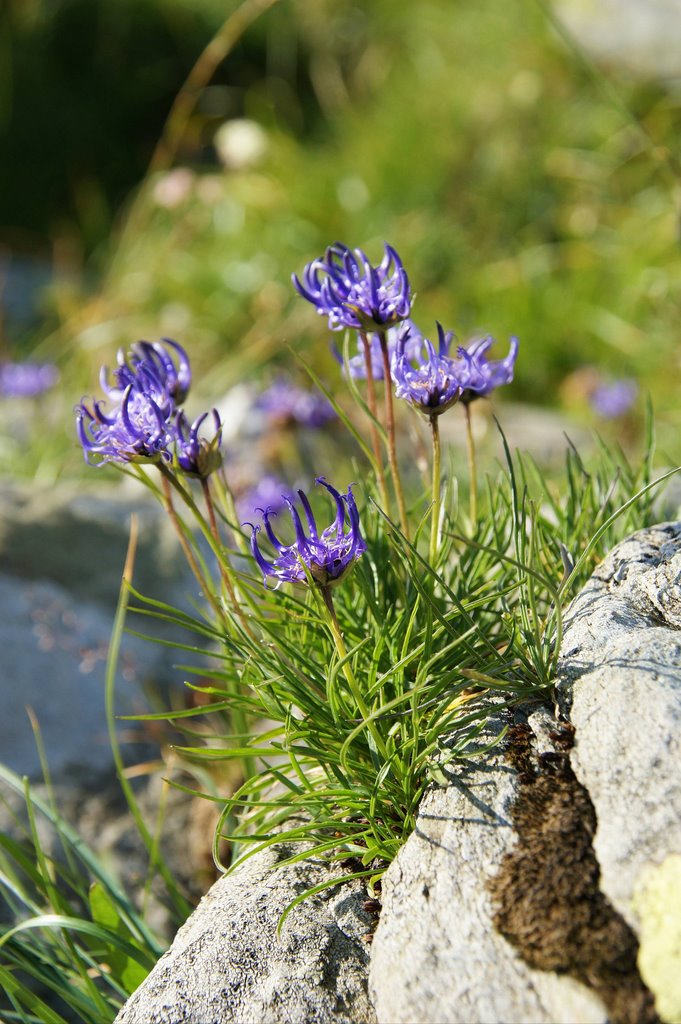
[0,481,198,778]
[114,844,376,1024]
[554,0,681,80]
[370,522,681,1023]
[556,521,681,931]
[369,708,609,1024]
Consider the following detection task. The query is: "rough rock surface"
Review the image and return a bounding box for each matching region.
[370,522,681,1023]
[556,521,681,1013]
[0,482,195,777]
[114,844,376,1024]
[369,707,611,1024]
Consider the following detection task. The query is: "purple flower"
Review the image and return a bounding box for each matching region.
[236,475,294,520]
[247,478,366,588]
[457,336,519,405]
[590,379,638,419]
[293,242,412,331]
[0,362,59,397]
[334,321,423,380]
[100,338,191,409]
[391,322,465,416]
[174,410,223,477]
[76,382,175,466]
[255,378,336,428]
[76,338,189,465]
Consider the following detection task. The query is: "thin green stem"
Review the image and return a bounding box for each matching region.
[201,477,257,641]
[429,413,442,565]
[359,330,391,511]
[464,402,478,529]
[149,0,281,175]
[377,331,410,539]
[319,586,389,761]
[159,468,224,621]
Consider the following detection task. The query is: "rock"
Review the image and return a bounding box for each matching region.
[553,0,681,80]
[114,845,376,1024]
[370,522,681,1023]
[369,707,619,1024]
[556,521,681,1014]
[0,481,197,778]
[0,480,190,611]
[438,401,592,466]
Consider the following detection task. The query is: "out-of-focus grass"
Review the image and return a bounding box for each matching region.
[10,0,681,478]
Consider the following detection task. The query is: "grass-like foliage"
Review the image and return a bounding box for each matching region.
[0,759,168,1023]
[123,416,669,915]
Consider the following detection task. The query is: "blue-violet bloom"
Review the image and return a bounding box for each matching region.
[293,242,412,331]
[333,321,423,380]
[76,338,188,465]
[236,474,294,521]
[392,322,465,416]
[100,338,191,410]
[247,478,366,587]
[255,378,336,428]
[174,409,223,477]
[457,336,519,405]
[590,379,638,419]
[0,362,59,398]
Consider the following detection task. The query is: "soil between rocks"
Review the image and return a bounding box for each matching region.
[488,718,659,1024]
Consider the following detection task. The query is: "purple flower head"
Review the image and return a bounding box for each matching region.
[174,409,223,477]
[247,478,366,588]
[0,362,59,398]
[101,338,191,410]
[457,336,519,405]
[76,382,175,465]
[293,242,412,331]
[334,321,423,380]
[391,322,465,416]
[76,338,190,465]
[255,378,336,428]
[590,379,638,419]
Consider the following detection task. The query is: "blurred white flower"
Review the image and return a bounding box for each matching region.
[214,119,268,170]
[152,168,195,209]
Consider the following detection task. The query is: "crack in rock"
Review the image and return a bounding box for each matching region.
[488,719,658,1024]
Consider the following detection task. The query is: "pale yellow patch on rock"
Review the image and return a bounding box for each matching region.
[633,854,681,1023]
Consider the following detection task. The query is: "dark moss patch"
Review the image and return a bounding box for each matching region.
[488,716,658,1024]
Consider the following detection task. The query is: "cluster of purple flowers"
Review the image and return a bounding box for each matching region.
[295,241,518,418]
[77,243,519,592]
[76,339,222,477]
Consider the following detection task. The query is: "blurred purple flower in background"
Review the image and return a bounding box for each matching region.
[391,322,464,416]
[247,478,366,587]
[334,321,423,380]
[236,474,294,520]
[255,378,336,428]
[293,242,412,331]
[590,379,638,419]
[457,336,519,404]
[0,361,59,397]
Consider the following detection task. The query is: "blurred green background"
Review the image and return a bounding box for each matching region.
[1,0,680,478]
